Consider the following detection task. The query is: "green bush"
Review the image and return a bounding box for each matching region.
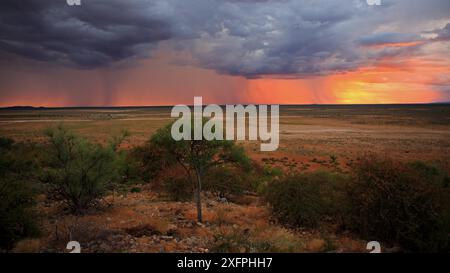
[131,143,172,182]
[114,149,140,183]
[0,180,40,250]
[203,166,247,195]
[130,187,142,193]
[346,155,450,252]
[44,125,125,214]
[0,138,40,250]
[163,176,192,201]
[265,171,348,228]
[255,165,284,194]
[0,136,14,149]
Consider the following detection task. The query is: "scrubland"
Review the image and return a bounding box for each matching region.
[1,105,449,253]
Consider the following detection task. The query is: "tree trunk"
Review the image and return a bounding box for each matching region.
[194,166,203,223]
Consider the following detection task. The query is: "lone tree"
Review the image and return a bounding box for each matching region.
[149,120,249,222]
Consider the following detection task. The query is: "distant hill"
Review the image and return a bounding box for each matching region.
[0,106,46,110]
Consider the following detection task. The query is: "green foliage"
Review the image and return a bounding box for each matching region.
[203,166,246,195]
[148,119,250,222]
[114,149,140,184]
[130,187,142,193]
[131,143,172,182]
[163,176,193,201]
[44,125,126,213]
[0,136,14,149]
[149,120,250,175]
[262,165,283,177]
[0,138,40,250]
[266,171,348,228]
[346,155,450,252]
[407,160,450,188]
[249,164,284,195]
[265,154,450,252]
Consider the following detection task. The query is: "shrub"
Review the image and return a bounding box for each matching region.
[131,143,171,182]
[346,155,450,252]
[265,171,348,228]
[255,164,284,194]
[203,166,247,195]
[0,138,40,250]
[211,227,305,253]
[163,176,193,201]
[262,165,283,177]
[130,187,142,193]
[44,125,125,213]
[114,149,140,183]
[211,229,272,253]
[0,180,40,250]
[0,136,14,149]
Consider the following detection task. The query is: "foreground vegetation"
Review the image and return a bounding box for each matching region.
[1,120,449,252]
[266,157,450,252]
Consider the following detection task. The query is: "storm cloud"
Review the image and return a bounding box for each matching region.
[0,0,449,77]
[0,0,172,68]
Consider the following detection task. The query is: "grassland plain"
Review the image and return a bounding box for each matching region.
[1,105,449,166]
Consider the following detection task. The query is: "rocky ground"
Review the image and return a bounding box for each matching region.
[13,186,368,253]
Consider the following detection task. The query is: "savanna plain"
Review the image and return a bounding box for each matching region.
[1,105,449,253]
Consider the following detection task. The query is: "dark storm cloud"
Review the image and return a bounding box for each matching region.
[0,0,172,68]
[0,0,449,77]
[163,0,450,78]
[167,0,371,77]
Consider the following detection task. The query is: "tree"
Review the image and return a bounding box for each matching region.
[44,125,127,214]
[149,120,250,222]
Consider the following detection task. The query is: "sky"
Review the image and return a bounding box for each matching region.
[0,0,449,107]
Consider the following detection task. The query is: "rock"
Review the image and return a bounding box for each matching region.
[99,243,110,251]
[307,239,326,252]
[167,224,177,234]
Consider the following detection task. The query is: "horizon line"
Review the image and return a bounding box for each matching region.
[1,102,450,109]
